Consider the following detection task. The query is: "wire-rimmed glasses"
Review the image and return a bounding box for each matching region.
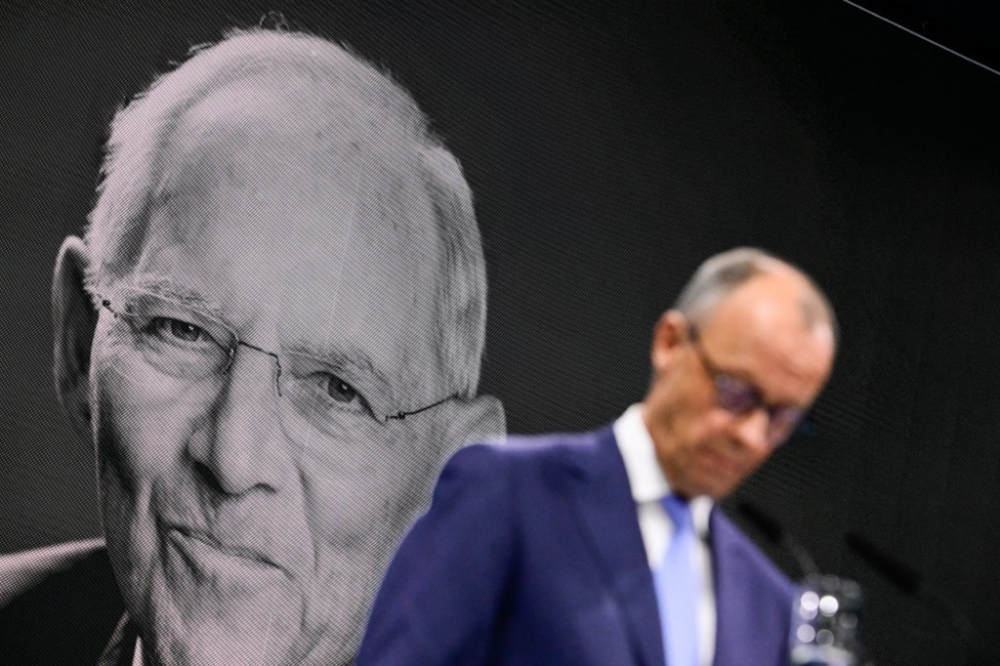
[96,286,455,429]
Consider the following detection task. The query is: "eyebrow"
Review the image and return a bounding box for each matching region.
[285,340,389,384]
[285,339,397,406]
[116,275,229,321]
[115,275,397,400]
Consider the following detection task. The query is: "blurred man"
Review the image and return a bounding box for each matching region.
[0,28,502,666]
[359,248,837,666]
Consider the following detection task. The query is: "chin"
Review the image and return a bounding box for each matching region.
[124,556,303,666]
[684,471,736,500]
[144,601,303,666]
[166,631,292,666]
[704,473,744,499]
[136,568,367,666]
[153,624,357,666]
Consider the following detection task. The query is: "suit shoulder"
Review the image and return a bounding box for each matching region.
[459,427,614,467]
[439,428,619,510]
[434,428,615,509]
[0,540,125,665]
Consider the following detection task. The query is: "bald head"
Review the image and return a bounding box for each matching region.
[695,270,836,396]
[674,247,837,351]
[644,248,836,499]
[85,28,487,397]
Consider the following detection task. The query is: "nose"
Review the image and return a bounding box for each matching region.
[187,348,286,496]
[731,408,772,455]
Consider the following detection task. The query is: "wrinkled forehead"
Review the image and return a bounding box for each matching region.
[122,77,444,376]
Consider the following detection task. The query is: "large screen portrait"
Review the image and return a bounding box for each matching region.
[2,2,999,664]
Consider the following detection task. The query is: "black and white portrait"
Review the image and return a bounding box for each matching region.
[2,2,1000,665]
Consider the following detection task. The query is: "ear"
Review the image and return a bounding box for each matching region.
[651,309,689,374]
[439,394,506,459]
[52,236,98,440]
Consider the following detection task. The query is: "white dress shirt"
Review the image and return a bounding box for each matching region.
[134,639,143,666]
[614,404,716,666]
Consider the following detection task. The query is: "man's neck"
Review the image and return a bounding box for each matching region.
[638,402,682,493]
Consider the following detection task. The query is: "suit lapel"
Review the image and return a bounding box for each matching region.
[711,508,769,666]
[565,427,665,666]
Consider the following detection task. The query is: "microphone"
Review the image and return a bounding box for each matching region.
[843,532,922,596]
[739,503,867,666]
[739,502,820,579]
[845,531,993,665]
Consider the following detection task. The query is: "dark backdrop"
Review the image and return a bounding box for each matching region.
[2,1,999,663]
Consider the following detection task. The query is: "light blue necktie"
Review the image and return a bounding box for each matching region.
[654,494,700,666]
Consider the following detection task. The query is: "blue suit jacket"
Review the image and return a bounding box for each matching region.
[359,426,797,665]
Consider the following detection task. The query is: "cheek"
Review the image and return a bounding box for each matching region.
[91,329,219,470]
[300,420,435,545]
[681,408,730,453]
[297,422,440,638]
[93,370,202,483]
[90,352,210,562]
[665,374,723,442]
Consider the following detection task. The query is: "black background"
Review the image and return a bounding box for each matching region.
[2,1,999,663]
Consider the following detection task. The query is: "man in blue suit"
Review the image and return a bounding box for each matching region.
[359,247,838,666]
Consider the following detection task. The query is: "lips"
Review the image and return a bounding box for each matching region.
[162,520,290,579]
[176,526,278,563]
[702,448,743,478]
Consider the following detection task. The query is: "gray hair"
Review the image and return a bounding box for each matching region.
[674,247,838,344]
[84,28,487,397]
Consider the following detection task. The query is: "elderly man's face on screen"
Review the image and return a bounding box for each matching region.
[51,32,498,666]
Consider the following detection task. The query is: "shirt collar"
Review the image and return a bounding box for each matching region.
[97,615,141,666]
[614,404,670,503]
[133,637,144,666]
[613,403,714,536]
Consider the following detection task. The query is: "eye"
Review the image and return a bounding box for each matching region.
[714,374,761,414]
[151,317,211,343]
[326,374,359,403]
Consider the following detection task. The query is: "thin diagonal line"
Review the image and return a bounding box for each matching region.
[840,0,1000,78]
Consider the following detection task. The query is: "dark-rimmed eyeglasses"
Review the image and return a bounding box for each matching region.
[687,324,805,447]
